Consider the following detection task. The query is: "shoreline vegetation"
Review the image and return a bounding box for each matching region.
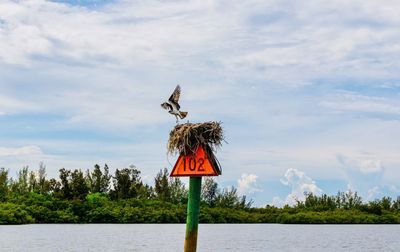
[0,164,399,224]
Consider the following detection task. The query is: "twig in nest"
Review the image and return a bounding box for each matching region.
[167,121,224,155]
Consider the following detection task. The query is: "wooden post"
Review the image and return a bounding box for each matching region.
[184,176,202,252]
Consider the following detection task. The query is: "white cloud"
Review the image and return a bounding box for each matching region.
[0,145,49,176]
[320,91,400,116]
[0,95,38,115]
[276,168,323,206]
[0,0,399,204]
[337,153,384,175]
[237,173,261,195]
[0,0,399,129]
[270,196,284,208]
[390,185,400,193]
[0,0,230,67]
[367,186,381,200]
[358,159,384,174]
[337,153,386,200]
[0,0,399,79]
[0,145,43,157]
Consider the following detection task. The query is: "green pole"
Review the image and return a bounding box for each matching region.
[184,176,202,252]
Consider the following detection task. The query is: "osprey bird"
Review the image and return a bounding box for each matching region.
[161,85,188,123]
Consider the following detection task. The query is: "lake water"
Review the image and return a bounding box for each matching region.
[0,224,399,251]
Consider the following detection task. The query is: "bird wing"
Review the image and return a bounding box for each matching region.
[168,85,181,107]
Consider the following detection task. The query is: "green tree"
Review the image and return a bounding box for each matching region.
[0,168,9,201]
[154,168,171,201]
[59,168,72,199]
[201,177,219,206]
[136,182,154,199]
[70,169,89,200]
[336,190,362,210]
[28,170,37,193]
[48,178,61,197]
[112,166,141,199]
[367,200,382,215]
[170,177,187,203]
[237,195,253,209]
[37,162,50,194]
[216,187,240,208]
[87,164,111,193]
[301,193,337,211]
[392,196,400,211]
[380,196,392,211]
[11,166,29,194]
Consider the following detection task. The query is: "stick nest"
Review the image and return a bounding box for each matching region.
[168,121,224,155]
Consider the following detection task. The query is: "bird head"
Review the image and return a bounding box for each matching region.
[160,102,169,110]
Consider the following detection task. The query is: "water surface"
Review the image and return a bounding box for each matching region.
[0,224,399,251]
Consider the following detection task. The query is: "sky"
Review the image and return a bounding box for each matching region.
[1,0,400,206]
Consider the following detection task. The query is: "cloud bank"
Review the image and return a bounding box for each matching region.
[272,168,323,206]
[0,0,399,204]
[237,173,261,195]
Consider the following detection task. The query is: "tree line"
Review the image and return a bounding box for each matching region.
[0,163,250,207]
[0,164,399,224]
[0,163,253,224]
[264,191,400,224]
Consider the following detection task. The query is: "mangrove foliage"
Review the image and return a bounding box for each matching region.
[0,164,399,224]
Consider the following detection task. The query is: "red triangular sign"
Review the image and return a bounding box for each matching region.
[170,146,219,177]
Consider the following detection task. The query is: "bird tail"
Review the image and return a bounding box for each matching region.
[179,111,188,119]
